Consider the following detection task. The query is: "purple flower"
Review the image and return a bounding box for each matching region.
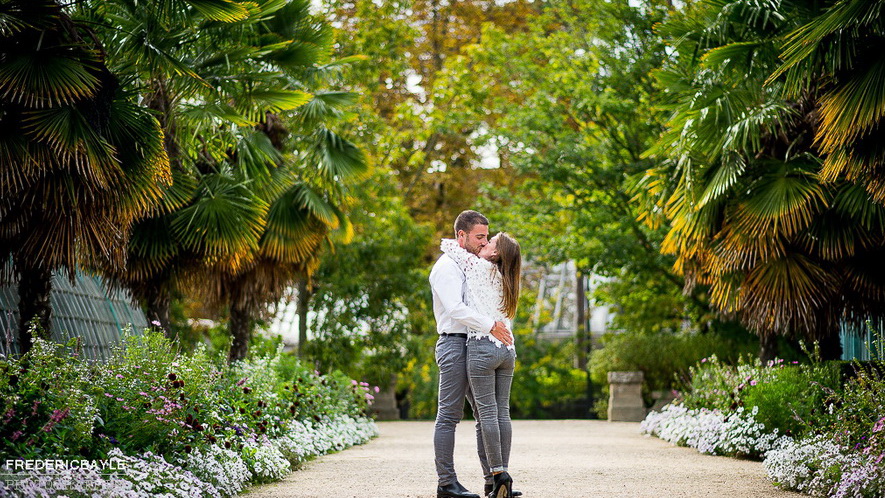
[116,374,124,379]
[151,320,162,327]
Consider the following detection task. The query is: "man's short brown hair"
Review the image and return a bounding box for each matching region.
[453,210,489,237]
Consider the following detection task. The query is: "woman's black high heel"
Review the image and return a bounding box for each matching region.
[489,471,513,498]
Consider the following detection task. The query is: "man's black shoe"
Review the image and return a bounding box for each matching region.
[485,484,522,497]
[438,481,480,498]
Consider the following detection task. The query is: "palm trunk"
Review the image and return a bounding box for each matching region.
[228,300,252,363]
[17,264,53,355]
[143,285,172,337]
[759,333,779,364]
[818,331,843,361]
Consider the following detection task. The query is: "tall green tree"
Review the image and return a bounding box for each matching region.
[303,172,431,386]
[0,0,169,353]
[320,0,534,241]
[439,0,703,335]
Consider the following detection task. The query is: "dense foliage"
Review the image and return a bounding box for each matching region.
[0,330,377,496]
[589,330,759,417]
[644,351,885,495]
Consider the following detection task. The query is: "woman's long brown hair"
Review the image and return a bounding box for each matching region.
[494,232,521,319]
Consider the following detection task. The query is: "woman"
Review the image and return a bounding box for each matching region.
[441,232,521,498]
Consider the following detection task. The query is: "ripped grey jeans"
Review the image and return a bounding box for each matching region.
[466,337,516,477]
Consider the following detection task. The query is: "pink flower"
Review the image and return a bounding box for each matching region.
[42,408,70,432]
[750,380,757,386]
[374,386,380,393]
[116,374,124,379]
[50,408,70,423]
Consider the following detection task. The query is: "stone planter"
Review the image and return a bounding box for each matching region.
[369,376,400,421]
[607,371,646,422]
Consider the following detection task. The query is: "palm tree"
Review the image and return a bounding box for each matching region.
[84,0,367,359]
[0,0,169,354]
[81,0,297,330]
[772,0,885,203]
[216,71,370,361]
[639,0,885,359]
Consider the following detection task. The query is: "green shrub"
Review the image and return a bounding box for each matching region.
[681,353,841,438]
[741,362,840,437]
[0,337,96,459]
[589,331,757,416]
[510,332,588,419]
[822,362,885,452]
[681,354,760,411]
[1,328,374,466]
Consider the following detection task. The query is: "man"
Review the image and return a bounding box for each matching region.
[430,210,516,498]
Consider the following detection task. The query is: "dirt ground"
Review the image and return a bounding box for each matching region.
[244,419,800,498]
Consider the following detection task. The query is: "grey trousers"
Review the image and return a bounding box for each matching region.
[466,338,515,476]
[434,334,490,486]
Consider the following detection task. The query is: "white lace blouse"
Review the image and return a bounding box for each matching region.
[440,239,514,350]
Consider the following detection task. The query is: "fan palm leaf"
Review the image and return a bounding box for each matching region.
[774,0,885,201]
[0,0,169,351]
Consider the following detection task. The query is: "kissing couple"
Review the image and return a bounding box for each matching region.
[430,210,523,498]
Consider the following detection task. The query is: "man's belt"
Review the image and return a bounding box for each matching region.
[441,333,467,338]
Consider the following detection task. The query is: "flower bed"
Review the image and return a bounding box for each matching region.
[640,354,885,496]
[0,331,380,497]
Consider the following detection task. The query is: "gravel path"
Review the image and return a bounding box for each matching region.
[244,420,799,498]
